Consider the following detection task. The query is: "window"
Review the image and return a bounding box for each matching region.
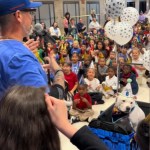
[86,1,100,27]
[140,1,147,13]
[34,2,55,28]
[63,1,80,23]
[127,2,135,7]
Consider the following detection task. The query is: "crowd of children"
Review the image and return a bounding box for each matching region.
[32,18,149,123]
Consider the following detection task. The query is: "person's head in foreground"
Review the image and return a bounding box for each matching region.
[0,0,42,39]
[136,114,150,150]
[0,86,60,150]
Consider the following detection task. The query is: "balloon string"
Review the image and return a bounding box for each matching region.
[115,42,120,93]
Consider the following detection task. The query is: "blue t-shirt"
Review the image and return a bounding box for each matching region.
[0,40,48,98]
[71,48,81,55]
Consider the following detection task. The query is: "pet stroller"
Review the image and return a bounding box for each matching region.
[89,101,150,150]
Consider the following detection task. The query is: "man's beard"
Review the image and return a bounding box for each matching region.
[22,24,32,37]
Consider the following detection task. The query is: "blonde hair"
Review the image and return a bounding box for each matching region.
[132,47,140,53]
[87,68,96,74]
[73,40,79,47]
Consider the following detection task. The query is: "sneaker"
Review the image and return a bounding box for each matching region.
[97,100,105,104]
[105,95,110,99]
[70,116,80,124]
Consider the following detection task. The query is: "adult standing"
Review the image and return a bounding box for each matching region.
[68,18,78,38]
[63,12,70,36]
[89,9,98,23]
[0,0,64,99]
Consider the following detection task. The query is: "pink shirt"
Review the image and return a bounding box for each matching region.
[63,18,68,28]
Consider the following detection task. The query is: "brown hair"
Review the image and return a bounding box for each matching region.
[0,86,60,150]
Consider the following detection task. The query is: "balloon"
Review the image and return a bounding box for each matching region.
[121,7,139,26]
[114,22,133,46]
[104,21,116,40]
[143,49,150,71]
[105,0,125,19]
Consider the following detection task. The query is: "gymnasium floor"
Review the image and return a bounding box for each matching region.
[59,77,150,150]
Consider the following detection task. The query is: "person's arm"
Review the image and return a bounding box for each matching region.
[71,126,108,150]
[72,98,80,109]
[64,100,73,107]
[81,97,92,109]
[111,77,118,90]
[45,95,77,138]
[44,51,65,89]
[45,95,108,150]
[49,27,55,36]
[134,65,145,71]
[70,82,78,95]
[58,28,61,37]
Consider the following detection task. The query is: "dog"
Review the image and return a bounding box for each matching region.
[113,95,145,131]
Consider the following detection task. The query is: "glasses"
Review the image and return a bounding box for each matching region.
[21,9,36,16]
[13,9,36,16]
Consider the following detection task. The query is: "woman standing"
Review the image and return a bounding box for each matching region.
[63,12,70,35]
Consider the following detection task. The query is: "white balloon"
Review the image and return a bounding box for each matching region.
[114,22,133,46]
[105,0,126,19]
[121,7,139,26]
[143,49,150,71]
[104,21,116,40]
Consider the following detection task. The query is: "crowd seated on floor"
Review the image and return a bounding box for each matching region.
[27,12,150,123]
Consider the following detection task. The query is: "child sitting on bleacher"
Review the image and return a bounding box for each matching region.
[69,84,94,123]
[97,58,108,83]
[84,68,104,104]
[101,67,117,99]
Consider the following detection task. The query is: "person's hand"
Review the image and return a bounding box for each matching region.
[88,84,92,88]
[48,50,56,59]
[42,64,50,69]
[81,97,87,103]
[45,94,68,129]
[109,86,113,90]
[96,85,101,91]
[45,94,78,139]
[69,90,74,96]
[74,99,80,104]
[102,83,105,88]
[121,78,127,83]
[24,39,39,53]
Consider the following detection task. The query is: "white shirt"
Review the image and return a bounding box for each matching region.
[84,78,100,92]
[132,58,144,75]
[103,75,118,90]
[49,27,61,37]
[89,21,101,30]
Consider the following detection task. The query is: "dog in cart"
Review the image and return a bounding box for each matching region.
[113,94,145,131]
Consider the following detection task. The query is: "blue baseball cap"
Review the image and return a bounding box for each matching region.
[0,0,42,16]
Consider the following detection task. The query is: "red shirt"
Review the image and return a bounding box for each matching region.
[74,93,92,109]
[64,72,78,91]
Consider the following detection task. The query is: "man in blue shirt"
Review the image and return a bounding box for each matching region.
[0,0,64,98]
[76,18,86,33]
